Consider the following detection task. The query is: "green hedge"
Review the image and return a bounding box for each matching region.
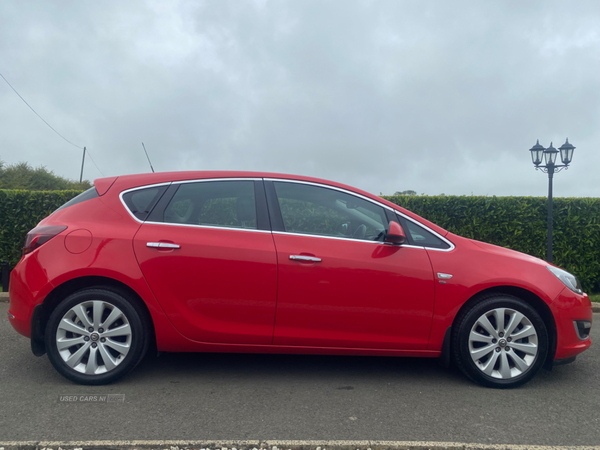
[1,190,599,293]
[383,195,600,293]
[0,190,82,268]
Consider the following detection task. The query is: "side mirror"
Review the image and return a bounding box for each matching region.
[385,221,406,245]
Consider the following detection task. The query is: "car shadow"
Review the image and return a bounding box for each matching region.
[131,351,470,387]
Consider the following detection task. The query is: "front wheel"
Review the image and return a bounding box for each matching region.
[452,295,548,388]
[45,288,148,385]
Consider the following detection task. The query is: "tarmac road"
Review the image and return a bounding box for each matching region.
[1,301,598,446]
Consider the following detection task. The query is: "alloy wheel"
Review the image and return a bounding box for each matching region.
[55,300,132,375]
[468,307,539,379]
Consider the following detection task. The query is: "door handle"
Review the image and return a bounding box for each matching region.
[147,242,181,249]
[289,255,321,262]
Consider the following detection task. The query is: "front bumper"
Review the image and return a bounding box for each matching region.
[550,288,593,361]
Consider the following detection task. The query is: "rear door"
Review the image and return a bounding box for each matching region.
[131,179,278,345]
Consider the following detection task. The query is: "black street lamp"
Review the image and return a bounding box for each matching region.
[529,138,576,263]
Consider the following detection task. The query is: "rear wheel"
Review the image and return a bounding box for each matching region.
[45,288,148,385]
[453,295,548,388]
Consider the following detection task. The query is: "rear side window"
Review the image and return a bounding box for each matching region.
[122,186,168,221]
[54,187,99,212]
[163,180,257,229]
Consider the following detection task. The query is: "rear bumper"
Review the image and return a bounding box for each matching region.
[7,255,53,339]
[551,288,592,361]
[7,277,33,339]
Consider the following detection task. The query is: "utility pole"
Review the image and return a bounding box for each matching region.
[79,146,86,183]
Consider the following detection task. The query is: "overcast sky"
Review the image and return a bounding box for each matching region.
[1,0,599,197]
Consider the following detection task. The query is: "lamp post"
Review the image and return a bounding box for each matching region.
[529,138,575,263]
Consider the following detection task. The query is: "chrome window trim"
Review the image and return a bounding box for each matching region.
[118,176,456,251]
[119,177,262,226]
[266,178,455,252]
[424,244,455,252]
[272,230,385,245]
[172,177,263,185]
[273,231,436,249]
[396,213,455,252]
[265,178,399,213]
[119,182,173,224]
[141,220,271,234]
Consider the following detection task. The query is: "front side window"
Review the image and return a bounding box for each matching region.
[273,181,387,241]
[398,215,450,249]
[164,180,257,229]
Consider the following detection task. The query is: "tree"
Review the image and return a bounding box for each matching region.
[394,190,417,196]
[0,160,91,190]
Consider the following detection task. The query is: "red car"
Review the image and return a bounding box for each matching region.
[7,171,592,387]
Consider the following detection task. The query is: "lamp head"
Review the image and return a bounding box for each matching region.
[543,142,559,166]
[529,140,545,166]
[558,138,575,165]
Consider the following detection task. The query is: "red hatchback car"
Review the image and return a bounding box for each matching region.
[8,171,592,387]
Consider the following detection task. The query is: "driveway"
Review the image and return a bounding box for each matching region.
[1,302,598,446]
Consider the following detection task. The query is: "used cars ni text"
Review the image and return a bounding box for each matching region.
[7,171,592,387]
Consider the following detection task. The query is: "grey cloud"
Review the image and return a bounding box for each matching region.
[1,0,598,197]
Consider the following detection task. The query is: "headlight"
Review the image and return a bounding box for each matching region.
[547,266,583,294]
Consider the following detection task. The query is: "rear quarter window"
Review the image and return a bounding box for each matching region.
[54,187,99,212]
[122,186,168,221]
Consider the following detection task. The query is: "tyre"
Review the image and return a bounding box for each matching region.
[452,294,548,388]
[45,288,148,385]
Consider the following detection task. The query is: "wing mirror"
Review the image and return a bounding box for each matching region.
[385,221,406,245]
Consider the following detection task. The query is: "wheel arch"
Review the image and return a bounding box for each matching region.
[31,276,156,357]
[444,285,557,369]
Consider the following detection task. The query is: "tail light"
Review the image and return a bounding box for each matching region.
[23,225,68,256]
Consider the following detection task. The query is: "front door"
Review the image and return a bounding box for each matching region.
[268,180,435,350]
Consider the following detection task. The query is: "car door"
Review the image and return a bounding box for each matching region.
[132,179,278,345]
[266,179,435,350]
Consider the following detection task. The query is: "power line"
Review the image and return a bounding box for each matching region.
[0,71,83,149]
[1,70,108,179]
[85,149,105,177]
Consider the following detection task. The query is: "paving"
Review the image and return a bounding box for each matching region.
[0,441,599,450]
[1,302,599,449]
